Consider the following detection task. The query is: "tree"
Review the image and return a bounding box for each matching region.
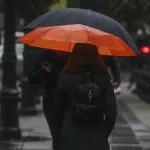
[81,0,150,36]
[110,0,150,35]
[81,0,113,17]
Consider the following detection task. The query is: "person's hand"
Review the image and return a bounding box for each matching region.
[41,61,52,72]
[112,82,121,95]
[110,81,120,88]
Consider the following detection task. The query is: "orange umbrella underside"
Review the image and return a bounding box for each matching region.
[18,24,136,56]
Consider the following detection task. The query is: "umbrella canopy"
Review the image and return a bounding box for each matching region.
[25,8,140,55]
[18,24,136,56]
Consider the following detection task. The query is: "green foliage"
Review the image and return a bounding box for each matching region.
[17,0,56,18]
[50,0,67,10]
[110,0,150,34]
[30,0,54,13]
[81,0,112,16]
[81,0,150,35]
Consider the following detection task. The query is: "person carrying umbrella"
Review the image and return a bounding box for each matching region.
[18,24,138,150]
[53,43,117,150]
[27,49,120,150]
[28,50,68,150]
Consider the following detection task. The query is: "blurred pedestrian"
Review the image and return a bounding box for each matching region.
[53,43,117,150]
[128,56,142,89]
[102,56,121,86]
[28,50,68,150]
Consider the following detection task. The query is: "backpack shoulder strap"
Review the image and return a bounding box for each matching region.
[80,72,95,84]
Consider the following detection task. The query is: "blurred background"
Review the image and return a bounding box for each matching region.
[0,0,150,150]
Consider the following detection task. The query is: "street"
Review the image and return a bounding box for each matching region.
[0,82,150,150]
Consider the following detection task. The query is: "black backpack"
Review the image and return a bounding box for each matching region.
[69,72,103,124]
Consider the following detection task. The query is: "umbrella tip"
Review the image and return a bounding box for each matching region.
[88,9,91,15]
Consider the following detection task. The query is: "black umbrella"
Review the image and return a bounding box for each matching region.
[25,8,140,55]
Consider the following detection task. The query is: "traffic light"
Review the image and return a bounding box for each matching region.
[140,46,150,53]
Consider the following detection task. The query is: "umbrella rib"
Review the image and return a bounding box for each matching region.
[33,12,51,27]
[28,28,54,46]
[109,48,113,56]
[35,10,63,28]
[82,26,91,43]
[50,10,66,25]
[68,42,72,53]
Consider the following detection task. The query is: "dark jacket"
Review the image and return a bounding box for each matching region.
[53,72,117,150]
[28,50,68,113]
[28,50,120,112]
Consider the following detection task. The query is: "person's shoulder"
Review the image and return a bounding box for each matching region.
[58,72,81,88]
[59,72,79,81]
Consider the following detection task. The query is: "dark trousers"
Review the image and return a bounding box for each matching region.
[42,91,59,150]
[42,86,60,150]
[43,110,57,150]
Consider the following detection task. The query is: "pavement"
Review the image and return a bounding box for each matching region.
[1,82,150,150]
[111,82,150,150]
[0,113,52,150]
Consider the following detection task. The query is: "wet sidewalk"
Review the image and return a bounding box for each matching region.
[0,113,52,150]
[0,82,150,150]
[110,83,150,150]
